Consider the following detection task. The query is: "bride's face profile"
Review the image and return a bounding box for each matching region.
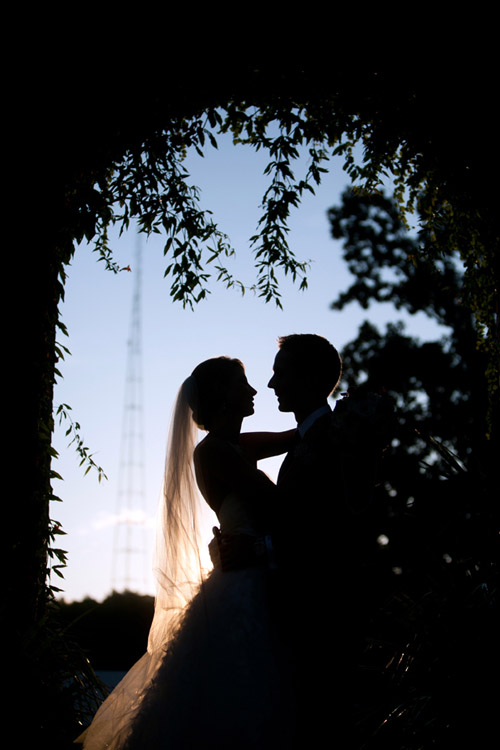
[224,366,257,419]
[189,357,256,430]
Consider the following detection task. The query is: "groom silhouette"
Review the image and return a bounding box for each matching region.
[268,332,391,577]
[268,333,393,746]
[266,335,347,742]
[267,333,343,578]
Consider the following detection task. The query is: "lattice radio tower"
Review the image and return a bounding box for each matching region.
[111,235,149,592]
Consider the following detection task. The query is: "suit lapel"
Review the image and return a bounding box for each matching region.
[277,411,332,484]
[277,431,301,483]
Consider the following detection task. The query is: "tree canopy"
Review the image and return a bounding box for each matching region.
[327,185,495,559]
[42,68,498,410]
[328,188,490,458]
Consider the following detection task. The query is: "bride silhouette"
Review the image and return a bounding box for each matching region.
[78,356,296,750]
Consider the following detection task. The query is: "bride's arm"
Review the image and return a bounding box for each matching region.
[239,429,296,462]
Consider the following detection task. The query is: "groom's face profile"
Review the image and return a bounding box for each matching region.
[267,349,305,413]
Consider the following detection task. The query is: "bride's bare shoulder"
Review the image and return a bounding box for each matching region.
[194,434,232,467]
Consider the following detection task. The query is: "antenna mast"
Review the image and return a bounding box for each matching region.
[112,235,148,592]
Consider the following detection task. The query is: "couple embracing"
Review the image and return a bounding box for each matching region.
[81,334,390,750]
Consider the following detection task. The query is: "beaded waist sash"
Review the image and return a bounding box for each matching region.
[209,528,277,572]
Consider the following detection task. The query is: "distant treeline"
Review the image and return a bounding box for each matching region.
[56,591,155,670]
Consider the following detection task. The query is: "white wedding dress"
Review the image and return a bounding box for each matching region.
[80,491,296,750]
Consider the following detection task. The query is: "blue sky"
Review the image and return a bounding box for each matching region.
[52,134,446,602]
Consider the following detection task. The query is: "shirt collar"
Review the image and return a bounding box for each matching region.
[298,404,332,437]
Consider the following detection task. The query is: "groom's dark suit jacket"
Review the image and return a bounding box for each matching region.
[271,394,393,637]
[273,408,369,587]
[270,395,393,743]
[274,410,339,576]
[271,408,363,730]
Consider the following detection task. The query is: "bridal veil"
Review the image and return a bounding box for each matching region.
[79,378,207,750]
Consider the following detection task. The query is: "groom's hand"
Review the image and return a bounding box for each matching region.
[208,527,258,571]
[209,527,240,570]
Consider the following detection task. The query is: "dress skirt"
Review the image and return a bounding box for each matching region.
[81,566,296,750]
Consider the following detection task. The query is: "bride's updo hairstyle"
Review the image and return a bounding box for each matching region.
[183,356,244,431]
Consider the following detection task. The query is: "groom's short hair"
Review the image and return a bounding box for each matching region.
[278,334,342,397]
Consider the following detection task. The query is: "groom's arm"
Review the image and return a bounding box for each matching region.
[239,429,296,462]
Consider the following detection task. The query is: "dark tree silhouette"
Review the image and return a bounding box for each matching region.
[326,188,499,747]
[56,592,155,671]
[328,187,492,490]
